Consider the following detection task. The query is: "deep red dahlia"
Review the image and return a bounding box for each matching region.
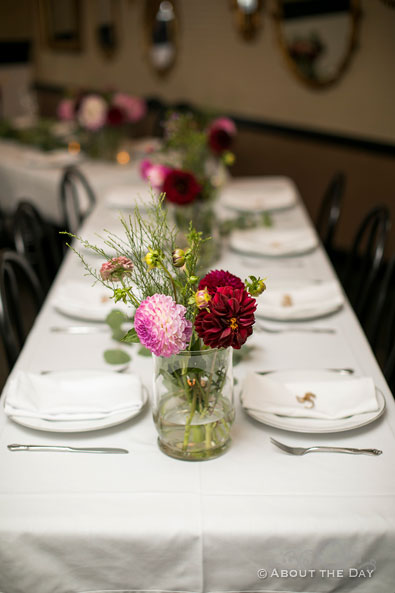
[195,286,256,350]
[106,105,125,126]
[208,128,232,154]
[163,169,202,206]
[198,269,245,297]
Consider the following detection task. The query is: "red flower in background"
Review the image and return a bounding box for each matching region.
[195,286,256,349]
[198,269,245,297]
[106,105,126,126]
[163,169,202,206]
[208,117,236,154]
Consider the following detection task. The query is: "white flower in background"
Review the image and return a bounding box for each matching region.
[77,95,107,131]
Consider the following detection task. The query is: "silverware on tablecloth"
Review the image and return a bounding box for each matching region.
[258,368,355,376]
[270,438,382,456]
[258,324,336,334]
[50,326,109,334]
[7,444,129,454]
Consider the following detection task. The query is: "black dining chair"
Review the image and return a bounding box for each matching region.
[59,166,96,235]
[365,254,395,394]
[316,171,345,259]
[0,249,44,371]
[12,201,63,292]
[342,205,391,323]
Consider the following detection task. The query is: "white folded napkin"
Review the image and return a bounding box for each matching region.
[52,280,130,321]
[220,176,297,212]
[257,281,344,320]
[230,227,318,257]
[241,373,379,420]
[4,370,143,421]
[104,182,156,210]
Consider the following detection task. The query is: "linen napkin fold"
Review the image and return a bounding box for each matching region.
[230,227,318,257]
[220,176,297,212]
[257,281,344,320]
[241,373,379,420]
[4,370,144,421]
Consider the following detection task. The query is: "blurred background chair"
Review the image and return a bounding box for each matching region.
[0,249,44,373]
[316,171,345,261]
[59,166,96,236]
[365,254,395,394]
[341,205,391,324]
[12,200,63,293]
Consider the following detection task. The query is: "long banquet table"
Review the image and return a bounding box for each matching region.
[0,176,395,593]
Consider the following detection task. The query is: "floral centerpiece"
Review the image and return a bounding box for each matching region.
[57,89,147,161]
[71,196,265,460]
[140,111,237,269]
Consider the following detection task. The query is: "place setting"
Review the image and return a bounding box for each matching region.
[2,368,147,433]
[219,176,298,213]
[240,368,386,434]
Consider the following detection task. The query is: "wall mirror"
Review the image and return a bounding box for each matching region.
[230,0,263,40]
[95,0,120,59]
[145,0,178,74]
[38,0,82,51]
[273,0,361,88]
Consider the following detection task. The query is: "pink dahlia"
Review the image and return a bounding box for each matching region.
[134,294,192,357]
[198,269,245,297]
[100,256,134,282]
[112,93,147,122]
[195,286,256,350]
[140,159,171,190]
[57,98,75,122]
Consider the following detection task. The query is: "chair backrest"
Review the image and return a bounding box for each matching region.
[12,201,62,291]
[59,166,96,235]
[316,171,345,254]
[342,206,391,321]
[365,254,395,394]
[0,249,44,370]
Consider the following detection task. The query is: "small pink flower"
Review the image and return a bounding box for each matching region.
[57,98,75,122]
[140,159,171,190]
[100,256,134,282]
[112,93,147,123]
[77,94,107,131]
[209,117,237,136]
[134,294,192,357]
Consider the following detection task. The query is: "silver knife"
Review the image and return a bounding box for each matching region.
[8,443,129,454]
[50,326,109,334]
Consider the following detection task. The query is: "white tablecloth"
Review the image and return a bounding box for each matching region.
[0,178,394,593]
[0,139,142,225]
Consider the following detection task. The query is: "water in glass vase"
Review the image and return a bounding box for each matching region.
[152,348,234,461]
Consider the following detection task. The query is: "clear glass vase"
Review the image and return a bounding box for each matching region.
[170,200,221,272]
[152,348,234,461]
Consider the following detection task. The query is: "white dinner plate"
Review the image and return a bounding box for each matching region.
[256,280,344,321]
[220,176,297,213]
[52,280,131,321]
[241,369,386,433]
[4,371,148,433]
[230,227,318,258]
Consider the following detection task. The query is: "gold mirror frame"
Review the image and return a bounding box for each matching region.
[273,0,361,89]
[38,0,82,52]
[144,0,178,75]
[230,0,263,41]
[95,0,121,59]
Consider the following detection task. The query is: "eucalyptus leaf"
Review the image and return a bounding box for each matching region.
[103,349,131,365]
[138,346,152,357]
[122,328,140,344]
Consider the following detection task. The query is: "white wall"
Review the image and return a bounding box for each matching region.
[32,0,395,144]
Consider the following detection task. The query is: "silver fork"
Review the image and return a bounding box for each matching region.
[258,324,336,334]
[270,437,382,456]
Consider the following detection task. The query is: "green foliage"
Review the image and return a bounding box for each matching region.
[137,346,152,357]
[103,349,131,365]
[105,309,130,342]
